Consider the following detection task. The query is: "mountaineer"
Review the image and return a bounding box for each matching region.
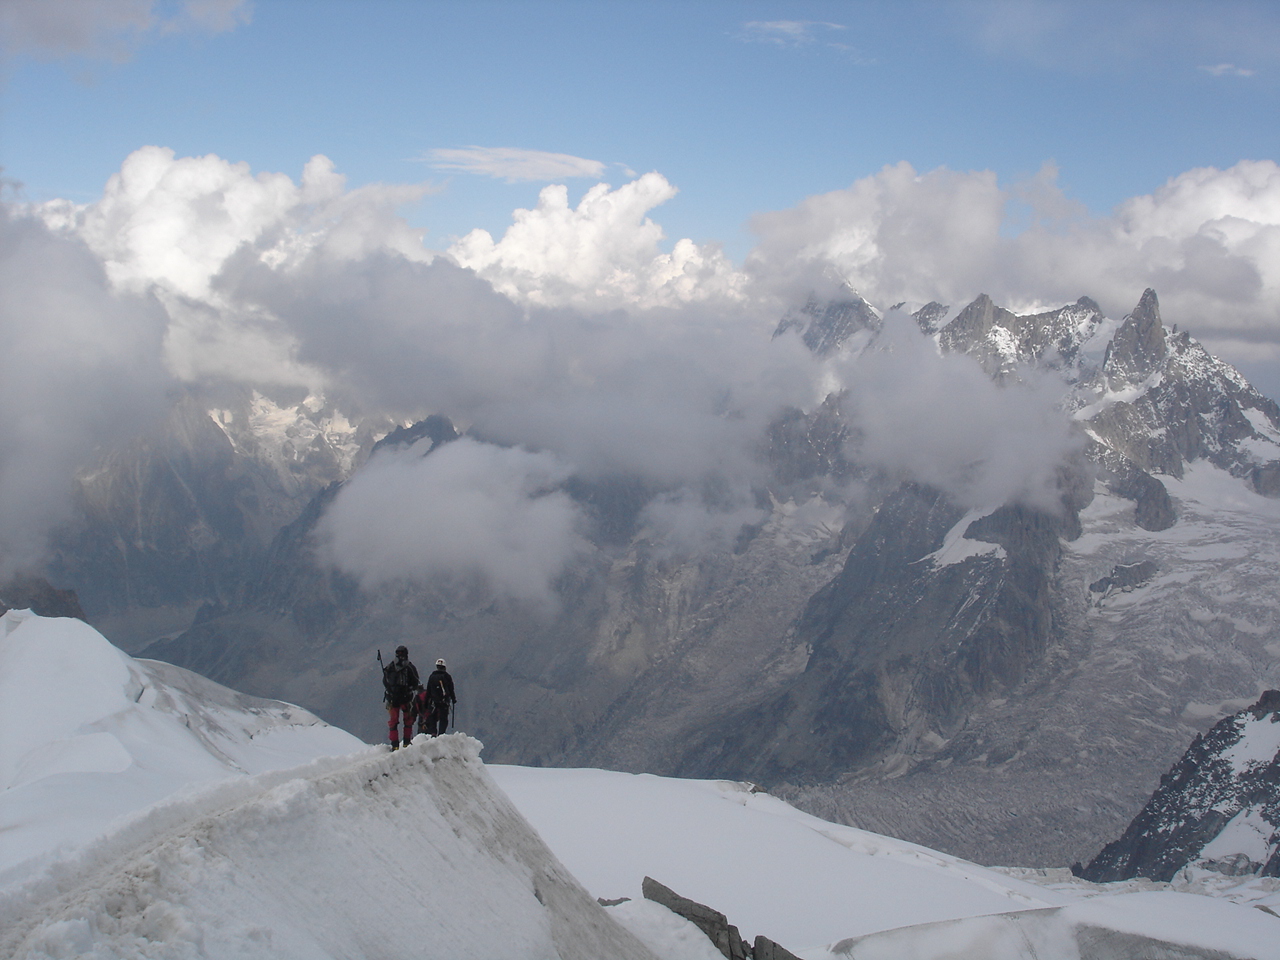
[422,658,457,737]
[382,645,420,750]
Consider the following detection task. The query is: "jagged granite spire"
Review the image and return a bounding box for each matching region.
[1103,288,1168,387]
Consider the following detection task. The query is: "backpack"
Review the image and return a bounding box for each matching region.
[383,661,415,705]
[427,672,452,707]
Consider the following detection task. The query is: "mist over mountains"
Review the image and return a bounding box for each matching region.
[6,148,1280,868]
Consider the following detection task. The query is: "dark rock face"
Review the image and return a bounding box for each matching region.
[642,876,749,960]
[47,393,254,626]
[1082,691,1280,882]
[1252,461,1280,498]
[44,388,389,648]
[1089,560,1159,598]
[369,414,459,456]
[668,483,1074,784]
[773,292,880,356]
[1103,288,1168,387]
[764,396,852,487]
[908,300,951,335]
[1084,292,1280,482]
[933,295,1106,381]
[0,574,86,620]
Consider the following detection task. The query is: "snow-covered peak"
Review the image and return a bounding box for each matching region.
[209,388,396,495]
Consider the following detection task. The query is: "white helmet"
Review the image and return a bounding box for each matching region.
[435,658,447,668]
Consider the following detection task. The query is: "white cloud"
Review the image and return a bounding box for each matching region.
[747,159,1280,395]
[0,0,250,59]
[1200,63,1256,77]
[738,20,846,47]
[53,148,432,301]
[839,309,1081,512]
[448,173,746,310]
[426,147,607,183]
[14,141,1280,587]
[66,146,300,300]
[40,147,435,391]
[0,208,172,568]
[316,438,588,606]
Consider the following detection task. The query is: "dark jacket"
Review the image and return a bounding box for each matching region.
[383,658,420,706]
[425,668,456,706]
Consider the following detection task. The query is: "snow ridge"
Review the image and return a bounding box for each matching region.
[0,736,659,960]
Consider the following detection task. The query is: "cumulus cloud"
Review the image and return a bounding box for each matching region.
[0,207,172,569]
[0,0,249,59]
[53,148,432,301]
[426,147,607,183]
[316,438,588,606]
[448,173,746,309]
[40,147,435,390]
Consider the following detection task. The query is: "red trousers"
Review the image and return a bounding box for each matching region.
[387,702,414,744]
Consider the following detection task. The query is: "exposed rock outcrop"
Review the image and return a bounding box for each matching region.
[1082,691,1280,883]
[641,877,800,960]
[0,574,86,620]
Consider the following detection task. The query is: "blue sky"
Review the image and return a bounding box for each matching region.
[4,0,1278,260]
[2,0,1280,581]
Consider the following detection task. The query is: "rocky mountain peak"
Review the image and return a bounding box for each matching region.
[909,301,951,335]
[370,414,460,456]
[1102,287,1168,387]
[773,291,880,356]
[932,294,1106,381]
[1081,691,1280,883]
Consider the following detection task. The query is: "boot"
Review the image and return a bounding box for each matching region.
[390,742,399,751]
[402,738,412,748]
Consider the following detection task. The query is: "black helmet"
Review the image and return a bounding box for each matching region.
[395,645,408,658]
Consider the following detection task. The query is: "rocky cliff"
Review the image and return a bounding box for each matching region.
[1082,690,1280,883]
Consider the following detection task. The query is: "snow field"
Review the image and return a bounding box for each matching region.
[0,736,660,960]
[488,764,1065,951]
[4,610,1280,959]
[817,892,1280,960]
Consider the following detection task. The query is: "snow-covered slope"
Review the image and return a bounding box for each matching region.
[0,612,657,960]
[0,738,660,960]
[490,764,1065,946]
[490,765,1280,959]
[2,613,1278,959]
[0,608,362,885]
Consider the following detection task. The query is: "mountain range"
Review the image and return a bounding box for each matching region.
[26,287,1280,870]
